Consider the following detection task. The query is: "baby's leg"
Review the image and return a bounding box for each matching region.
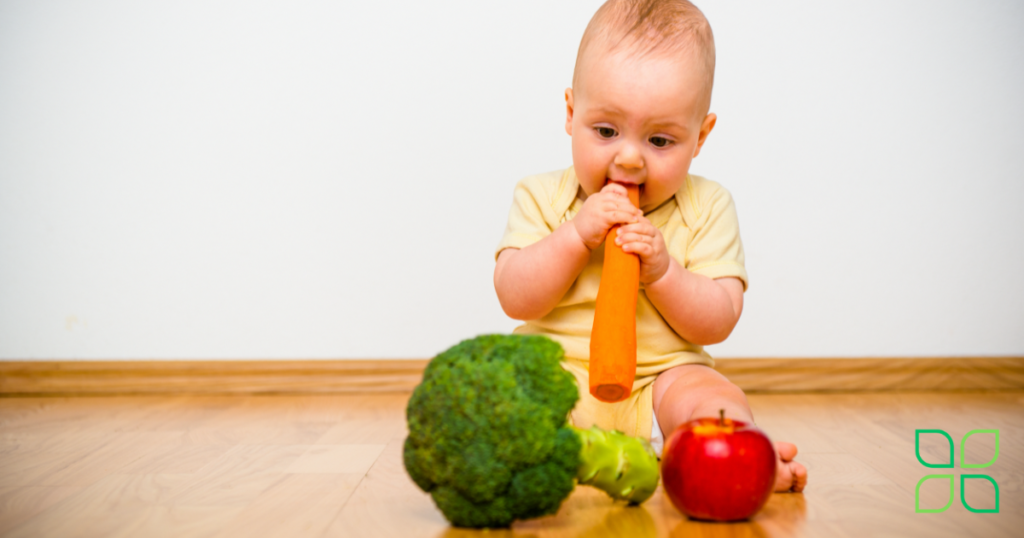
[652,364,807,493]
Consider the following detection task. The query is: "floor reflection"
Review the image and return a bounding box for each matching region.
[579,505,657,538]
[669,518,769,538]
[436,491,806,538]
[435,503,656,538]
[666,492,806,538]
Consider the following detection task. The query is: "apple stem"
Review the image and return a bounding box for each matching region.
[719,408,725,426]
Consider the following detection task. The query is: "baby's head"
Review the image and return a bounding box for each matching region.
[566,0,717,212]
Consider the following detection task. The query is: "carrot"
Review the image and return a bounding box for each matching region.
[589,182,640,403]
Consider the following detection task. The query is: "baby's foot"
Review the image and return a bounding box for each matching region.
[773,441,807,492]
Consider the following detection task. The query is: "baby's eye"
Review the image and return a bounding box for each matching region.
[650,136,672,148]
[596,127,617,139]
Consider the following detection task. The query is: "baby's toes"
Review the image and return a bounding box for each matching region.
[791,460,808,492]
[772,442,807,493]
[775,441,798,462]
[774,459,793,492]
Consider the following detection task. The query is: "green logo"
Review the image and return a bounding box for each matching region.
[915,429,999,513]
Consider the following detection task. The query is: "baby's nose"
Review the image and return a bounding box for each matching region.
[613,143,643,169]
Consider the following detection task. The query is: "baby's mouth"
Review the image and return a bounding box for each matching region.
[606,179,644,204]
[606,179,644,192]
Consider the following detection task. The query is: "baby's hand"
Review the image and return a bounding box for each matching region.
[572,183,642,251]
[616,215,671,284]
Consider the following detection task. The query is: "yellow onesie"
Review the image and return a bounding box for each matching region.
[495,167,748,440]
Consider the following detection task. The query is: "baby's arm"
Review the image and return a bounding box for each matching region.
[495,183,640,320]
[494,225,589,320]
[646,265,743,345]
[615,219,743,345]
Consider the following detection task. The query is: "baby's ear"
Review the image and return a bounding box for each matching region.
[564,88,575,136]
[693,113,717,158]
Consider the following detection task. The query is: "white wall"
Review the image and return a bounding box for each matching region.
[1,0,1022,360]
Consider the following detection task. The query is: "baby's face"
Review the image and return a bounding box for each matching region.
[566,44,715,213]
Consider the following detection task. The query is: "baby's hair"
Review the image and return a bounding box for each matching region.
[573,0,716,115]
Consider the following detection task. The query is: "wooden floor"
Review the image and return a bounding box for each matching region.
[0,392,1020,538]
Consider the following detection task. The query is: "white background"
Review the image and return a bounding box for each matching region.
[1,0,1022,360]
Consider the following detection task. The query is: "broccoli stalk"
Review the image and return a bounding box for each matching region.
[403,334,660,528]
[574,425,659,501]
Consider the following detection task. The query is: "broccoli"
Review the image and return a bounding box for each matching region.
[403,334,660,528]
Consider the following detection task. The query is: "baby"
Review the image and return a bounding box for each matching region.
[494,0,806,492]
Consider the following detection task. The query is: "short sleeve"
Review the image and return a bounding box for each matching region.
[683,178,748,290]
[495,171,569,259]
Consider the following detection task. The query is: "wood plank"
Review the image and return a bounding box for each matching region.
[2,392,1023,537]
[1,358,1022,396]
[0,485,85,536]
[212,474,363,538]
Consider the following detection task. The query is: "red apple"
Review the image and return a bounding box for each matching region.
[660,410,776,521]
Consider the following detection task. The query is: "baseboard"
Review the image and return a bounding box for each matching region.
[0,360,429,396]
[712,357,1024,392]
[1,357,1022,396]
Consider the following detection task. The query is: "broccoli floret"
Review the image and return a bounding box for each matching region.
[404,334,659,528]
